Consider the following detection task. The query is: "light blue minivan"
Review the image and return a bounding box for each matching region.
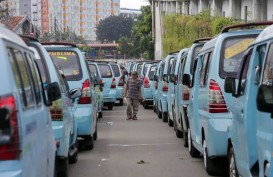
[22,36,82,177]
[224,23,273,177]
[0,26,57,177]
[185,23,264,175]
[157,52,178,122]
[110,63,125,106]
[44,42,98,150]
[168,48,188,127]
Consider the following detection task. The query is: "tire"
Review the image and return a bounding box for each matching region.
[174,113,183,138]
[144,104,149,109]
[84,136,94,150]
[188,128,199,158]
[56,158,69,177]
[158,105,162,119]
[69,140,78,164]
[183,128,188,147]
[119,99,124,106]
[228,147,239,177]
[93,124,97,141]
[163,112,168,122]
[168,110,174,127]
[98,111,103,118]
[203,139,217,175]
[153,105,156,112]
[108,104,113,110]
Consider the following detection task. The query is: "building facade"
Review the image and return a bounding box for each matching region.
[1,0,120,41]
[151,0,273,60]
[120,8,141,18]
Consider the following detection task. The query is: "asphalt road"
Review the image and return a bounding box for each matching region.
[69,103,226,177]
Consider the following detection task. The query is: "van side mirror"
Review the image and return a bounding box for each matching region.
[154,75,158,82]
[224,77,236,96]
[47,82,61,103]
[169,74,174,83]
[182,74,191,87]
[257,85,273,115]
[163,74,168,82]
[0,108,12,145]
[70,88,82,99]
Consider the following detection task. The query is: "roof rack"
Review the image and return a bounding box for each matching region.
[41,41,77,47]
[193,37,212,43]
[19,35,39,42]
[221,21,273,33]
[169,51,179,55]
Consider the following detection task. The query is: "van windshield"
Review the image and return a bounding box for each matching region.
[48,51,82,81]
[221,36,256,78]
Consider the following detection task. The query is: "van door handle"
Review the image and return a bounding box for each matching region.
[241,109,244,117]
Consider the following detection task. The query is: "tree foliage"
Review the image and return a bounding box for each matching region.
[131,6,154,60]
[96,15,134,42]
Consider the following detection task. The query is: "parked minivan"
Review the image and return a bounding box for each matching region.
[0,26,58,177]
[224,23,273,177]
[184,22,266,175]
[97,62,117,110]
[21,35,81,177]
[157,52,178,122]
[110,63,125,105]
[175,38,211,145]
[43,42,98,150]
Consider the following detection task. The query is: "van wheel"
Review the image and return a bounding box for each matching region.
[84,136,94,150]
[158,107,162,119]
[203,139,217,175]
[108,105,113,110]
[228,147,239,177]
[93,124,98,141]
[163,112,168,122]
[153,105,156,112]
[56,158,68,177]
[188,128,199,158]
[69,140,78,164]
[174,116,183,138]
[144,104,149,109]
[98,111,103,118]
[119,99,124,106]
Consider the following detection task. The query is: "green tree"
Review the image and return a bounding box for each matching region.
[131,5,154,60]
[117,37,133,57]
[96,15,134,42]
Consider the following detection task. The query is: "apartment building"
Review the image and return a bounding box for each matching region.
[1,0,120,41]
[120,8,141,18]
[151,0,273,59]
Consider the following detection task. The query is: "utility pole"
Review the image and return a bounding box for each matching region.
[54,17,57,40]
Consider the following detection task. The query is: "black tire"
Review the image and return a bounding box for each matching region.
[168,111,174,127]
[203,139,217,175]
[144,104,149,109]
[163,112,168,122]
[69,140,78,164]
[228,147,239,177]
[188,128,199,158]
[183,129,188,147]
[84,136,94,150]
[98,111,103,118]
[158,105,162,119]
[93,124,97,141]
[56,158,69,177]
[108,105,113,110]
[119,99,124,106]
[153,105,156,112]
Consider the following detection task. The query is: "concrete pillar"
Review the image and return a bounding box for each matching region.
[190,0,198,15]
[253,0,267,21]
[182,0,190,15]
[176,1,182,14]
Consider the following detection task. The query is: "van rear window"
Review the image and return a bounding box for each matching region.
[148,66,157,80]
[48,51,82,81]
[111,64,120,77]
[221,36,256,78]
[98,64,112,78]
[89,64,99,76]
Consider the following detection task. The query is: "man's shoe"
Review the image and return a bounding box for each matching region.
[133,117,137,120]
[126,117,132,120]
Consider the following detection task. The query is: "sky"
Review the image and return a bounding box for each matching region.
[120,0,150,9]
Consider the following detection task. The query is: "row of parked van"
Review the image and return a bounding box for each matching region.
[0,24,125,177]
[143,22,273,177]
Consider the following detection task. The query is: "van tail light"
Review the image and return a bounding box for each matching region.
[99,79,104,91]
[118,77,124,86]
[78,79,92,104]
[50,99,63,120]
[0,95,20,160]
[155,82,158,90]
[209,80,228,113]
[162,81,168,92]
[111,78,116,88]
[182,86,190,100]
[144,77,150,88]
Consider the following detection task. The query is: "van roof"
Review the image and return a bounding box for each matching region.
[253,24,273,45]
[0,24,27,47]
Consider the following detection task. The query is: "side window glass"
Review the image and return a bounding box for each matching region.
[263,43,273,86]
[256,45,267,84]
[25,53,42,106]
[7,48,27,106]
[14,49,35,108]
[199,52,212,86]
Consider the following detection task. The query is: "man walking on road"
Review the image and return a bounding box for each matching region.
[124,71,142,120]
